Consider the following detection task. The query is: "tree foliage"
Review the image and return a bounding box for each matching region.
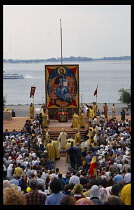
[3,96,6,109]
[118,88,131,105]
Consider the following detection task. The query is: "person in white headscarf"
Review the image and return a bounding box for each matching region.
[90,185,102,205]
[7,164,14,180]
[99,187,108,204]
[105,171,111,181]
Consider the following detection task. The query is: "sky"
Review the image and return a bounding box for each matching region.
[3,5,131,60]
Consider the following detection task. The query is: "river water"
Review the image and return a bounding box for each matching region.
[3,60,131,105]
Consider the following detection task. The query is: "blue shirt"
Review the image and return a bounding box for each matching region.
[45,192,67,205]
[10,178,19,186]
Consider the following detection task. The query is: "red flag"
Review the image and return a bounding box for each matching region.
[94,85,98,96]
[30,86,36,98]
[88,156,97,177]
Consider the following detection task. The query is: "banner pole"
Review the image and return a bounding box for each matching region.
[33,96,34,117]
[60,19,62,65]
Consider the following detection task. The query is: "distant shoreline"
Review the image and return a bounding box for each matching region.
[4,103,129,106]
[3,56,130,63]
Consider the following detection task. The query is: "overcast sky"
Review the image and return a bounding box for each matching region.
[3,5,131,60]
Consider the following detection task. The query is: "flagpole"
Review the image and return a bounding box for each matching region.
[60,19,62,65]
[33,84,34,117]
[96,84,98,104]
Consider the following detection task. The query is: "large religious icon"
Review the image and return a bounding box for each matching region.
[45,65,79,108]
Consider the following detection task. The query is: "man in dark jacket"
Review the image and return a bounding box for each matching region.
[67,142,76,169]
[75,143,82,170]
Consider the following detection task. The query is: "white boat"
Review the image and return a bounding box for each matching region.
[3,73,24,79]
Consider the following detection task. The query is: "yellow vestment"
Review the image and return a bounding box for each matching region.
[46,143,55,162]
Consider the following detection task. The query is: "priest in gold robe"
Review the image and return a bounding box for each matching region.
[46,140,55,162]
[45,129,50,146]
[72,112,80,130]
[52,138,60,160]
[29,103,34,118]
[74,129,81,144]
[79,110,85,128]
[42,110,48,128]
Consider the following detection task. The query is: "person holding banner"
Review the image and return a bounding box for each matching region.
[29,103,34,118]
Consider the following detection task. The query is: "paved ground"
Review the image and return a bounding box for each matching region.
[4,103,131,117]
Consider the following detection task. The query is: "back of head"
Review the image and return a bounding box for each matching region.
[111,184,121,197]
[51,169,55,174]
[37,183,44,190]
[3,180,10,188]
[3,187,26,205]
[72,184,83,194]
[69,183,75,190]
[50,178,62,193]
[120,183,131,205]
[103,195,126,205]
[56,168,59,173]
[58,173,62,179]
[60,195,76,205]
[18,163,21,167]
[13,174,17,179]
[75,198,94,205]
[29,179,38,189]
[71,142,73,146]
[73,170,76,175]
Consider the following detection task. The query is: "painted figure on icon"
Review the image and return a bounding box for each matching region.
[47,66,78,107]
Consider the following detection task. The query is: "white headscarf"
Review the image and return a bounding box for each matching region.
[105,171,111,181]
[8,164,13,169]
[99,187,108,204]
[90,185,99,198]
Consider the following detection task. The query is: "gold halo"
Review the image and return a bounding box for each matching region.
[58,67,66,75]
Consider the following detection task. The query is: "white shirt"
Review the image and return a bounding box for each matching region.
[117,163,123,172]
[7,166,13,178]
[92,118,97,124]
[50,173,58,181]
[124,173,131,183]
[69,175,80,185]
[38,190,47,196]
[81,141,86,148]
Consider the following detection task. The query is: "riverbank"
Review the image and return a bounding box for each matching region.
[3,103,131,117]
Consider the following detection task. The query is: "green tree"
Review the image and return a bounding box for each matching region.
[118,88,131,105]
[3,96,6,110]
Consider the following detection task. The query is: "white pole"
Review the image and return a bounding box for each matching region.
[60,19,62,65]
[96,84,98,104]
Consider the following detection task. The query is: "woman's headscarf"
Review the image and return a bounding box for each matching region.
[8,164,13,169]
[99,187,108,204]
[105,171,111,181]
[90,185,99,198]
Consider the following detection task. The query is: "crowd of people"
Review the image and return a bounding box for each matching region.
[3,103,131,205]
